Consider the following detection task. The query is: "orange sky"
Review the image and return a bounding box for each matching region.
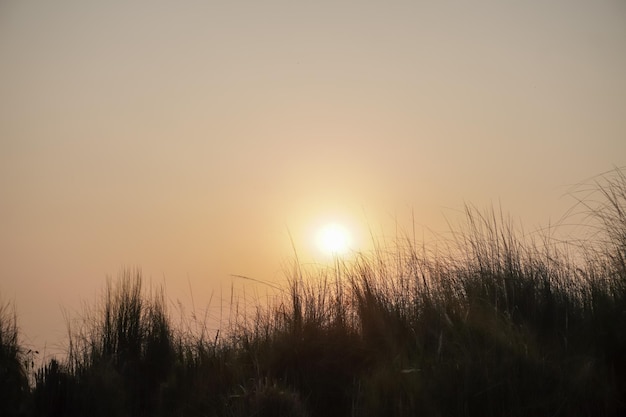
[1,1,625,358]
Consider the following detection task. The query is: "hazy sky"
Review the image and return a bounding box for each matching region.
[1,1,625,355]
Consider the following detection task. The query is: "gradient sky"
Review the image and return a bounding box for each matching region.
[1,1,625,356]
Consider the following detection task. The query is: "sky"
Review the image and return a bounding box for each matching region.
[1,0,625,357]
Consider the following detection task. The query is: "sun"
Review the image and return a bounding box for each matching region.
[316,222,352,256]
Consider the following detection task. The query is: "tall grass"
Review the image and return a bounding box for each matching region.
[0,299,30,417]
[12,167,626,416]
[33,270,184,417]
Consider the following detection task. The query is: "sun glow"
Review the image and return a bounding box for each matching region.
[316,222,352,256]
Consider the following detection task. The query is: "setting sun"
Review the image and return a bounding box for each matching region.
[316,223,352,256]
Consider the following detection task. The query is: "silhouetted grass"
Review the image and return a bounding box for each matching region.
[0,299,30,417]
[12,167,626,416]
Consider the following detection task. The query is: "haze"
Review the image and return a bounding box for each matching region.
[1,1,625,356]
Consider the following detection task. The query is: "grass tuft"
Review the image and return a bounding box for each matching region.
[0,299,30,417]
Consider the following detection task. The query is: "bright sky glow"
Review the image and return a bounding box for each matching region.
[316,223,352,256]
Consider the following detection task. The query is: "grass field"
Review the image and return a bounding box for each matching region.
[3,168,626,417]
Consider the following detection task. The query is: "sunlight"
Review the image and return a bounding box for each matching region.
[316,222,352,256]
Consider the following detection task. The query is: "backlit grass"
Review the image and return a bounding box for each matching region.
[3,168,625,416]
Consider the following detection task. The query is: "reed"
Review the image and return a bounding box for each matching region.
[0,299,30,417]
[15,167,626,416]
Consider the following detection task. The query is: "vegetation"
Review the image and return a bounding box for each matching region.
[0,299,31,416]
[3,168,626,416]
